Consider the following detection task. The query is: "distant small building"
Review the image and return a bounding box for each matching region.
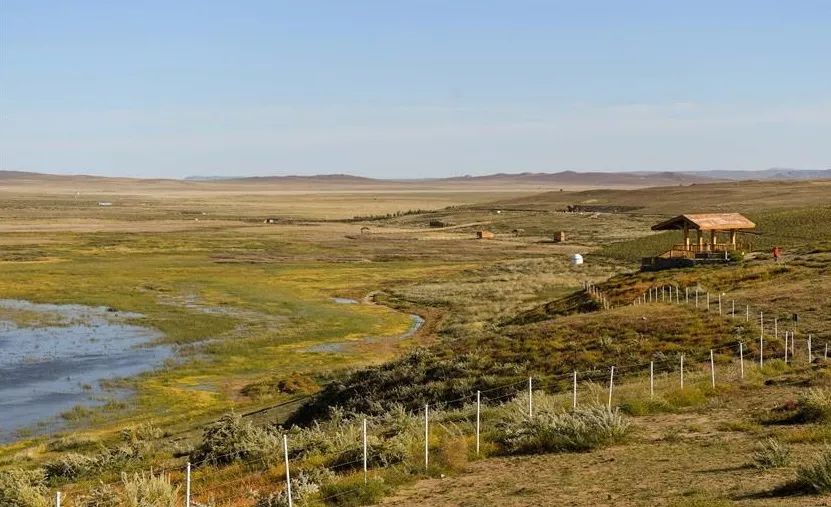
[553,231,566,243]
[512,228,525,237]
[476,230,495,240]
[360,226,371,234]
[264,218,279,224]
[97,202,112,207]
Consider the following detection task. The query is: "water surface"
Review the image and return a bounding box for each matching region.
[0,299,171,441]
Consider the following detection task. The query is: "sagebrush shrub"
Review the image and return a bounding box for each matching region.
[0,468,49,507]
[795,448,831,493]
[796,389,831,423]
[752,438,791,469]
[77,482,121,507]
[190,412,280,466]
[121,472,180,507]
[495,405,630,455]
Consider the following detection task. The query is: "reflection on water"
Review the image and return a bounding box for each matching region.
[0,299,171,441]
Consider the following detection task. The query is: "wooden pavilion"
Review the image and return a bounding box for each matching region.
[642,213,755,269]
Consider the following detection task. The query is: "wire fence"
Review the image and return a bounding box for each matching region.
[49,282,828,506]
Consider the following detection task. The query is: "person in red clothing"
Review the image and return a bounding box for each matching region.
[772,246,782,262]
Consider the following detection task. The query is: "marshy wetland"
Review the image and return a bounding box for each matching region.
[1,175,830,505]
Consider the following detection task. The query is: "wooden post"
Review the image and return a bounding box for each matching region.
[785,331,789,364]
[424,405,429,471]
[706,292,710,311]
[572,371,577,409]
[607,366,615,410]
[695,289,699,308]
[528,377,533,418]
[710,350,715,388]
[283,435,293,507]
[475,392,480,456]
[774,318,778,342]
[731,300,735,318]
[186,462,191,507]
[685,287,689,304]
[746,305,749,322]
[362,418,368,483]
[808,335,813,363]
[759,312,764,368]
[650,361,654,398]
[739,342,744,379]
[718,294,722,315]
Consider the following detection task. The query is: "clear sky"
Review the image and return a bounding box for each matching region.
[1,1,829,178]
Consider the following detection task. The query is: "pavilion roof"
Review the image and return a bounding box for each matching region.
[651,213,756,231]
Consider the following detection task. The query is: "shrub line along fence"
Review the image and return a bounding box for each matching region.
[49,283,827,506]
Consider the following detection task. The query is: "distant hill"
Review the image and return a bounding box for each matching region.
[684,168,831,180]
[3,168,829,191]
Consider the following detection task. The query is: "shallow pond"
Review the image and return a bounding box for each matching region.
[0,299,171,441]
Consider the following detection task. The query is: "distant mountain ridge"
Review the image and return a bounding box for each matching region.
[2,169,829,189]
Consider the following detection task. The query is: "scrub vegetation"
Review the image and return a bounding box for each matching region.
[1,176,830,505]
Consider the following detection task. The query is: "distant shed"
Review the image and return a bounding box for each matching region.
[553,231,566,243]
[476,230,495,240]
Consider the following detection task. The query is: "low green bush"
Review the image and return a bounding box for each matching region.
[796,389,831,423]
[752,438,791,469]
[121,472,180,507]
[318,477,388,507]
[190,412,280,466]
[795,448,831,493]
[494,405,630,455]
[0,468,49,507]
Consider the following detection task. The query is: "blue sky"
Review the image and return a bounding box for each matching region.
[1,1,829,178]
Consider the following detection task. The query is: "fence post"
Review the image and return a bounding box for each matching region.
[607,366,615,410]
[785,331,789,364]
[56,492,61,507]
[808,335,813,363]
[424,404,429,471]
[572,371,577,409]
[362,418,368,484]
[695,289,699,308]
[476,391,481,456]
[710,350,715,388]
[739,342,744,379]
[759,312,764,368]
[528,377,533,418]
[825,343,828,361]
[186,462,191,507]
[774,318,778,342]
[685,287,689,304]
[680,354,684,389]
[283,434,293,507]
[746,304,749,322]
[718,294,722,315]
[662,286,665,302]
[650,361,654,398]
[706,292,710,311]
[731,300,735,317]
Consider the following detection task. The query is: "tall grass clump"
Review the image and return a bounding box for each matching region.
[794,448,831,493]
[752,438,791,469]
[0,468,49,507]
[121,472,180,507]
[493,396,630,455]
